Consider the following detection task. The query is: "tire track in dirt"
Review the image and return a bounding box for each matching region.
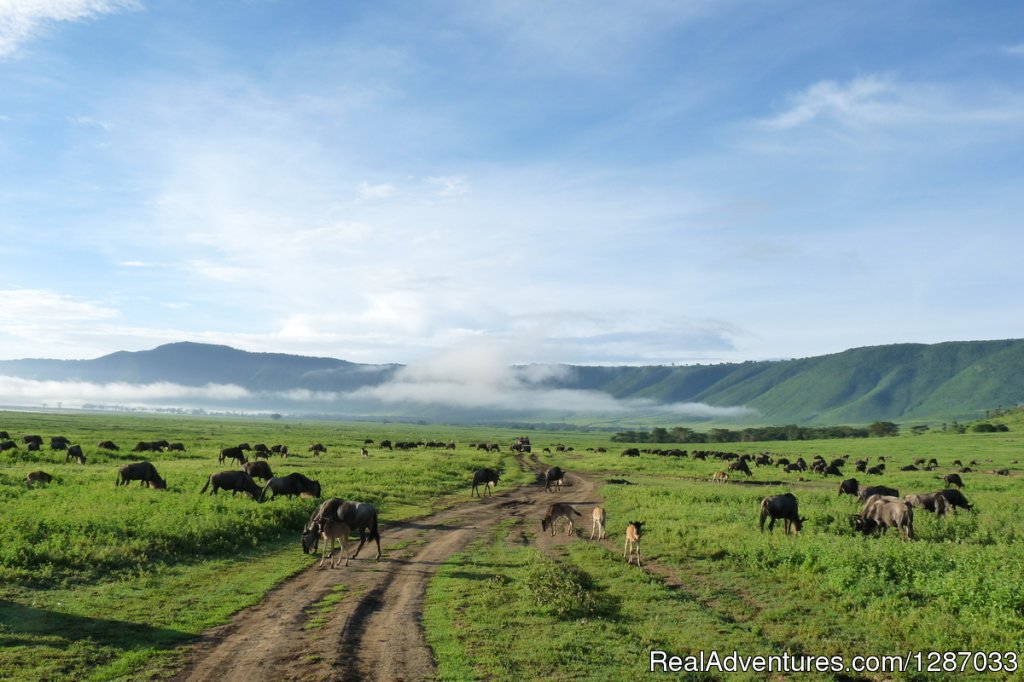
[172,456,599,682]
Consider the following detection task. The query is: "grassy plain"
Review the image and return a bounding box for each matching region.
[2,410,1023,680]
[425,429,1024,680]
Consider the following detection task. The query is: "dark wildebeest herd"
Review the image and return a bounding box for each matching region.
[7,428,1007,577]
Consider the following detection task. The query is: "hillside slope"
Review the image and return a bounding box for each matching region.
[1,339,1022,422]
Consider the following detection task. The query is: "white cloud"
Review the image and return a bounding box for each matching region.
[0,289,116,321]
[426,175,469,198]
[760,75,903,130]
[1002,43,1024,56]
[0,0,139,59]
[0,375,249,408]
[357,181,396,199]
[347,340,754,417]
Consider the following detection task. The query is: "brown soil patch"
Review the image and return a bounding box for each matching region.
[171,457,600,682]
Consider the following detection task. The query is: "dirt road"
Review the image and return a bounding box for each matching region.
[173,457,600,682]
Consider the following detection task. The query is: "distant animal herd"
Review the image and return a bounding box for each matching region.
[8,430,1008,574]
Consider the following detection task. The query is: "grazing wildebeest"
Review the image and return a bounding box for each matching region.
[309,498,381,561]
[166,442,186,452]
[243,460,274,481]
[65,444,85,464]
[252,444,270,458]
[866,464,885,475]
[116,462,166,489]
[943,473,965,489]
[838,478,859,497]
[301,516,353,568]
[259,472,322,501]
[621,447,640,458]
[97,440,119,450]
[712,471,729,483]
[26,470,53,485]
[308,443,327,458]
[901,465,919,472]
[471,468,501,498]
[0,439,18,451]
[50,436,70,450]
[236,443,252,452]
[759,493,805,534]
[590,506,606,540]
[937,488,974,512]
[23,435,43,446]
[545,466,565,492]
[26,441,40,451]
[995,468,1011,476]
[541,503,581,536]
[200,471,262,500]
[624,521,644,566]
[905,492,950,517]
[729,459,752,477]
[852,494,914,540]
[219,446,247,466]
[857,485,899,503]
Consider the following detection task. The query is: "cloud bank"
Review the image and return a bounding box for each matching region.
[0,0,138,59]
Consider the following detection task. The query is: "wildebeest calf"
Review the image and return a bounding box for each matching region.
[26,470,53,486]
[65,444,85,464]
[852,494,914,540]
[590,506,606,540]
[624,521,644,566]
[540,503,581,536]
[301,516,354,568]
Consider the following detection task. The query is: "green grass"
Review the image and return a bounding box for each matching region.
[4,411,1024,680]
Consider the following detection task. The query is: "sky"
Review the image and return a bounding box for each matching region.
[1,0,1023,371]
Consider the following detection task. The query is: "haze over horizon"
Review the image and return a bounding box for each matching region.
[1,1,1022,369]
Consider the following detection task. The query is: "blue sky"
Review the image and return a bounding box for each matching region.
[1,0,1023,368]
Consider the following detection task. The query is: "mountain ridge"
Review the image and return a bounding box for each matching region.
[0,339,1022,423]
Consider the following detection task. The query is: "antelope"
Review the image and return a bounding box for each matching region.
[711,471,729,483]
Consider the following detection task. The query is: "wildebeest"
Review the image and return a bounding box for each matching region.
[866,464,885,475]
[308,443,327,457]
[242,460,274,481]
[166,442,186,452]
[50,436,70,450]
[259,472,322,501]
[852,494,914,540]
[200,470,262,499]
[759,493,805,534]
[729,459,752,477]
[838,478,859,497]
[857,485,899,503]
[65,444,85,464]
[252,444,270,458]
[540,503,581,536]
[590,506,606,540]
[904,492,951,517]
[97,440,119,450]
[544,466,565,492]
[943,473,965,489]
[471,468,501,498]
[938,488,974,512]
[624,521,644,566]
[621,447,640,457]
[218,446,247,466]
[0,440,18,451]
[26,470,53,485]
[360,447,369,458]
[308,498,382,561]
[301,516,353,568]
[116,462,167,489]
[23,435,43,446]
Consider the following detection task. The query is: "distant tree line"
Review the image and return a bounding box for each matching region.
[610,422,901,444]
